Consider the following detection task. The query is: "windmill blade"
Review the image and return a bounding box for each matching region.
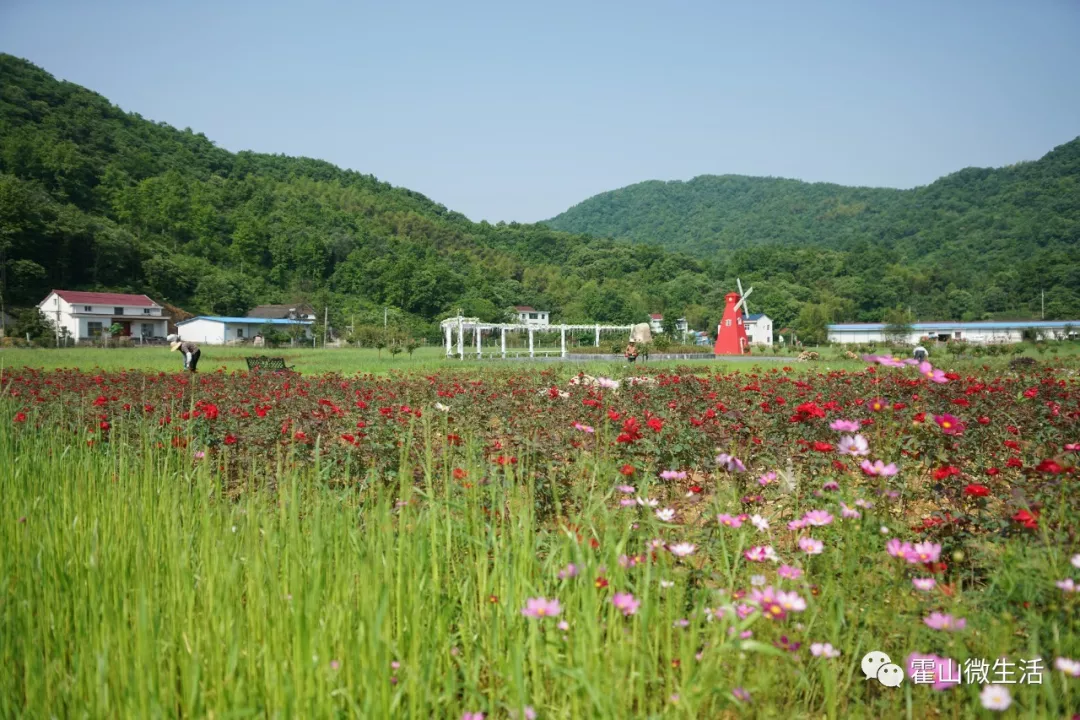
[736,286,754,315]
[736,278,744,297]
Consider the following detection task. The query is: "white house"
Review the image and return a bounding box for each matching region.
[648,314,689,334]
[827,320,1080,345]
[514,306,549,327]
[745,313,773,346]
[177,316,314,345]
[37,290,169,341]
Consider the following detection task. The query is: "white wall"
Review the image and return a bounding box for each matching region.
[178,319,227,345]
[747,317,773,345]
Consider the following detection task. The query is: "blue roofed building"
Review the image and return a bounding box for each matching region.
[177,316,314,345]
[827,320,1079,345]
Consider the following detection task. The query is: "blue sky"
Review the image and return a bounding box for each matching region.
[2,0,1078,222]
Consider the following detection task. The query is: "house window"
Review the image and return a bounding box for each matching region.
[84,305,92,312]
[236,328,245,338]
[529,313,538,319]
[114,307,124,316]
[954,331,962,340]
[87,321,103,337]
[143,308,151,315]
[141,323,153,337]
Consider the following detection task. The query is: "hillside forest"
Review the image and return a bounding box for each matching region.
[2,53,1079,343]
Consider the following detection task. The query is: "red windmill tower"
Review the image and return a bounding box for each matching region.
[714,278,753,355]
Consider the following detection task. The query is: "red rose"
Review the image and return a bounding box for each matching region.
[963,484,990,497]
[985,467,1000,476]
[1036,459,1063,474]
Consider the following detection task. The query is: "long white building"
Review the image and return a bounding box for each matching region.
[177,316,313,345]
[827,320,1079,345]
[38,290,169,341]
[745,313,773,346]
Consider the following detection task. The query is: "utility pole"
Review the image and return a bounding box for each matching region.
[323,306,328,347]
[384,307,388,329]
[55,297,60,348]
[1041,289,1045,320]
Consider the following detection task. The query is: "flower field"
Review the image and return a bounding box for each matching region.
[2,358,1079,718]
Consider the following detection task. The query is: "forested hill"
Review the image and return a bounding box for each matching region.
[0,54,715,332]
[547,139,1080,321]
[3,53,1078,339]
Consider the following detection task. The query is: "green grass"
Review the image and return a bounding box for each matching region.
[2,410,1077,717]
[7,342,1078,378]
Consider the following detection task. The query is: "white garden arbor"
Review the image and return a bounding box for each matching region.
[440,315,634,359]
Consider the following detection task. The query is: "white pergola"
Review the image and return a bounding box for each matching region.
[440,316,634,359]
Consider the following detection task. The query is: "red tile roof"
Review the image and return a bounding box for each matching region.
[514,306,536,312]
[49,290,158,307]
[650,314,663,320]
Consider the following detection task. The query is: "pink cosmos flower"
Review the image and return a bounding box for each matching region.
[787,517,807,531]
[616,484,635,494]
[668,542,696,557]
[811,642,840,658]
[557,620,569,632]
[906,541,942,564]
[751,586,786,620]
[918,361,949,384]
[462,713,485,720]
[1054,657,1080,677]
[855,498,874,508]
[863,354,907,368]
[829,419,861,432]
[1056,578,1077,592]
[923,612,965,631]
[660,469,687,481]
[980,685,1011,711]
[716,453,746,472]
[656,508,676,522]
[612,592,640,616]
[572,421,595,433]
[837,434,870,457]
[758,471,777,486]
[717,513,743,528]
[933,413,965,435]
[861,459,898,476]
[1072,554,1080,568]
[521,597,562,618]
[776,590,807,612]
[912,578,936,591]
[886,538,914,558]
[636,496,658,508]
[822,480,840,491]
[778,564,803,580]
[619,498,636,507]
[557,563,579,580]
[750,514,770,531]
[194,450,206,459]
[798,537,824,555]
[802,510,834,527]
[744,545,778,562]
[736,603,756,619]
[672,618,690,628]
[839,503,861,519]
[732,687,751,703]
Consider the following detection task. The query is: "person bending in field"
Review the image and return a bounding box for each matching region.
[167,334,201,373]
[625,340,638,364]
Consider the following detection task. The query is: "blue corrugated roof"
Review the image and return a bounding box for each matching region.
[746,313,766,321]
[829,320,1079,332]
[177,316,313,326]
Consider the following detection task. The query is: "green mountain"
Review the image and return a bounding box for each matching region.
[0,54,718,337]
[547,140,1080,326]
[3,52,1077,342]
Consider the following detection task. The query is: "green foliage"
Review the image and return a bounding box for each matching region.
[882,306,914,343]
[0,55,721,335]
[548,141,1080,326]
